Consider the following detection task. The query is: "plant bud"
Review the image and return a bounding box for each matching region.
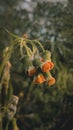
[41,61,54,72]
[47,77,56,86]
[34,74,46,84]
[23,56,33,70]
[41,50,51,61]
[28,66,37,76]
[33,58,43,67]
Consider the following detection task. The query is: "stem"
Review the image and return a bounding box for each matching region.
[6,120,9,130]
[0,39,18,77]
[27,47,33,56]
[5,28,21,39]
[33,40,45,52]
[23,43,31,56]
[25,41,38,56]
[20,38,24,57]
[26,80,34,102]
[0,120,2,130]
[5,28,45,52]
[46,71,52,78]
[0,108,2,130]
[22,38,45,52]
[0,83,2,130]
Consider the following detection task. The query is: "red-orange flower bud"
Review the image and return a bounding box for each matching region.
[47,77,55,86]
[34,74,46,84]
[41,61,54,72]
[28,67,37,76]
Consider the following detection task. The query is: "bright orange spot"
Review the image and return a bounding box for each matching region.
[28,68,37,76]
[47,77,55,86]
[41,61,54,72]
[34,74,46,84]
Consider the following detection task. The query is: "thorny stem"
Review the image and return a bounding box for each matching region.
[0,30,45,130]
[6,29,45,52]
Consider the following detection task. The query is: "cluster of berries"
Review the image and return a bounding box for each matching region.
[23,50,55,86]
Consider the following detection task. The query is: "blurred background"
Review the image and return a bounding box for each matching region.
[0,0,73,130]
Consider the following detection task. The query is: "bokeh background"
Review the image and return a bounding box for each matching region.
[0,0,73,130]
